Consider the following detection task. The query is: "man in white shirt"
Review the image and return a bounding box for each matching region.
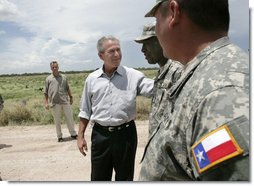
[77,36,154,181]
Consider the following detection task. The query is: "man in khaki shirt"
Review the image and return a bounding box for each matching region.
[44,61,77,142]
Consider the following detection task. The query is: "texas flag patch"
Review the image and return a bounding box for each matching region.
[191,125,243,173]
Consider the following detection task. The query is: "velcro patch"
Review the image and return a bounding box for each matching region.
[191,125,243,174]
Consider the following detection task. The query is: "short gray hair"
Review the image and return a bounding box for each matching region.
[97,36,120,53]
[50,61,58,66]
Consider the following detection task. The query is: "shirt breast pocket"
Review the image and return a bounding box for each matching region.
[112,89,136,111]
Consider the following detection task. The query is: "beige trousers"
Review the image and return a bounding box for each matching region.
[51,103,77,138]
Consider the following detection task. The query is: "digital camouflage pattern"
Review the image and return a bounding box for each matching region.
[135,23,156,43]
[139,37,249,181]
[149,60,182,136]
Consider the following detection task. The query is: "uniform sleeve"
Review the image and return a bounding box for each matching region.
[187,86,249,181]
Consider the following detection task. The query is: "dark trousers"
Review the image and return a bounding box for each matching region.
[91,120,137,181]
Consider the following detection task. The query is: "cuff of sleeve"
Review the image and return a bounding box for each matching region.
[78,111,90,120]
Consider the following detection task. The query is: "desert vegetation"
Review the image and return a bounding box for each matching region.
[0,68,157,126]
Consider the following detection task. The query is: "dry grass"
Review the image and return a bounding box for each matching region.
[0,69,156,126]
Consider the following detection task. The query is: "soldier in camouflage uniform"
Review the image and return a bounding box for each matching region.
[139,0,249,181]
[135,23,182,136]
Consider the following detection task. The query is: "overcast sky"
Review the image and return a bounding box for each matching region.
[0,0,250,75]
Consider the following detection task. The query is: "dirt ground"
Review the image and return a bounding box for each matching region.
[0,121,149,181]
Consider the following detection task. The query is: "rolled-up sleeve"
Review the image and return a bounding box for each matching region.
[138,76,154,98]
[78,78,92,120]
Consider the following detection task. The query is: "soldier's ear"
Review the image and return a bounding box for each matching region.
[169,0,181,28]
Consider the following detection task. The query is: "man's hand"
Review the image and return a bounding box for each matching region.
[45,103,49,110]
[77,136,88,157]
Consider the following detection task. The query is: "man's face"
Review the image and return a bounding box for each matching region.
[154,2,171,58]
[50,63,59,75]
[99,40,122,69]
[141,37,164,65]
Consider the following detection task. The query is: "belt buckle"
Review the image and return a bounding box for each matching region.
[108,127,115,132]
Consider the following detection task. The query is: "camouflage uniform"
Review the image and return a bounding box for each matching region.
[139,37,249,181]
[135,23,183,136]
[149,60,182,136]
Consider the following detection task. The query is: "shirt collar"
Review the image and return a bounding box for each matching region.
[52,73,61,78]
[115,65,124,76]
[95,65,124,78]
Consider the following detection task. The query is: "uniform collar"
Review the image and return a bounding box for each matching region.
[168,36,231,97]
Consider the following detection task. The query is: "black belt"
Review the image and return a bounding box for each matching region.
[94,120,134,132]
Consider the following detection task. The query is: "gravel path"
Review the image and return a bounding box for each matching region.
[0,121,148,181]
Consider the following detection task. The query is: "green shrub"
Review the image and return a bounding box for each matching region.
[9,104,33,124]
[31,104,54,125]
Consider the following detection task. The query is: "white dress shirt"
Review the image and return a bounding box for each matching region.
[78,65,154,126]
